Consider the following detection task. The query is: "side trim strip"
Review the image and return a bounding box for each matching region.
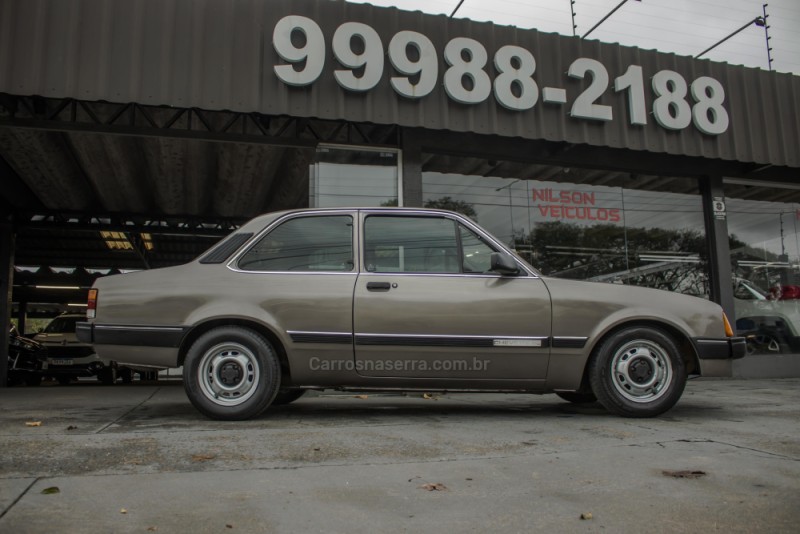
[286,331,554,349]
[288,331,353,344]
[354,333,550,348]
[551,337,588,349]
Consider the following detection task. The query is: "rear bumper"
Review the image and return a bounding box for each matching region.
[693,337,747,360]
[76,322,184,368]
[77,322,187,347]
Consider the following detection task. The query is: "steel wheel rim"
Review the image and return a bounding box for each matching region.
[197,342,260,407]
[610,339,673,403]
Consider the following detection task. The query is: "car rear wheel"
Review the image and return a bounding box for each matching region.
[183,326,280,420]
[589,326,686,418]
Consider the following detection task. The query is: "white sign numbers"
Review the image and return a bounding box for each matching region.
[332,22,383,92]
[388,31,438,99]
[272,16,730,135]
[272,16,325,87]
[443,37,492,104]
[493,46,539,111]
[568,58,613,122]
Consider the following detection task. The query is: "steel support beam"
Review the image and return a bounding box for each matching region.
[0,222,14,387]
[0,94,399,150]
[700,176,735,322]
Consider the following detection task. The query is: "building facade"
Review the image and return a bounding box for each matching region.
[1,0,799,379]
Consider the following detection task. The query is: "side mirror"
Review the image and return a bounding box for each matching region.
[490,252,520,276]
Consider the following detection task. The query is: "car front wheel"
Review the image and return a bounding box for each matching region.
[183,326,280,420]
[589,326,686,418]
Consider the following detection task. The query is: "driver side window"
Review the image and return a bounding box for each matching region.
[238,215,354,272]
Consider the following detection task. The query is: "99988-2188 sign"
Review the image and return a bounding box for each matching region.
[272,15,730,136]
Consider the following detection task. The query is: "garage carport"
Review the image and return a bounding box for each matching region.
[2,0,799,385]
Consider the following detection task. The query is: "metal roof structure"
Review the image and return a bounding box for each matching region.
[3,0,798,167]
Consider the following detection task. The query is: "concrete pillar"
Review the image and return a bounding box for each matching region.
[700,176,734,322]
[0,222,14,387]
[401,129,423,207]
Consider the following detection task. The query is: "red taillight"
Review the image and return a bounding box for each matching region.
[768,285,800,300]
[87,289,98,319]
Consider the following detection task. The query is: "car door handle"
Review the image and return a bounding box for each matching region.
[366,281,392,291]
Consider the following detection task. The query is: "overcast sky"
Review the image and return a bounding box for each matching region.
[347,0,799,75]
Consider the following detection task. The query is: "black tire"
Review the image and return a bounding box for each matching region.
[183,326,281,420]
[555,391,597,404]
[25,374,43,387]
[589,326,686,418]
[272,388,306,406]
[57,376,73,385]
[98,365,117,385]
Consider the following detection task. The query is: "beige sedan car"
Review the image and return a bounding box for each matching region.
[77,208,745,420]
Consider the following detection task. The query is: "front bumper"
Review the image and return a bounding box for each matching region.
[693,337,747,360]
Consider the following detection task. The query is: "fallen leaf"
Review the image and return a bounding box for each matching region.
[25,421,42,427]
[120,508,128,514]
[422,393,439,400]
[41,487,60,495]
[191,454,216,462]
[147,528,158,532]
[66,425,78,431]
[580,512,593,520]
[662,469,707,479]
[419,483,447,491]
[354,395,368,399]
[226,524,233,529]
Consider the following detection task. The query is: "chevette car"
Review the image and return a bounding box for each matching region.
[77,208,745,420]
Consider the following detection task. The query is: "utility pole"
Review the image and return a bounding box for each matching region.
[762,4,774,71]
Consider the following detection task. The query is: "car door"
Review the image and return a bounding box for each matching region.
[353,212,552,380]
[234,212,358,362]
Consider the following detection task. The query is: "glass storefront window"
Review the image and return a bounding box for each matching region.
[310,145,400,207]
[422,171,708,297]
[727,196,800,356]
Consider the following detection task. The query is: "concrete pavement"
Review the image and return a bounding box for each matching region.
[1,379,798,532]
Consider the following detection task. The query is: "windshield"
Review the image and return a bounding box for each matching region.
[733,278,769,300]
[44,316,80,334]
